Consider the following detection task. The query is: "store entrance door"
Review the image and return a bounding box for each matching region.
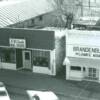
[23,50,31,70]
[88,68,99,80]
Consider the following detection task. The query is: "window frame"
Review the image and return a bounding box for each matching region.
[70,66,81,71]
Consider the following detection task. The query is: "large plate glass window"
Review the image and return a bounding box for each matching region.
[32,50,50,68]
[70,66,81,71]
[0,47,16,63]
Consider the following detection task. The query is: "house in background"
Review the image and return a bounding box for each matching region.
[0,0,55,28]
[0,0,77,29]
[0,0,83,29]
[9,10,66,29]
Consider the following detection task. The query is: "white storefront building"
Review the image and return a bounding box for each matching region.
[64,29,100,82]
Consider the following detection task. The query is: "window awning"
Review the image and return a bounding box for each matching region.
[63,57,70,66]
[64,57,100,68]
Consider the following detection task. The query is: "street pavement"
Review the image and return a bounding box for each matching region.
[0,69,100,100]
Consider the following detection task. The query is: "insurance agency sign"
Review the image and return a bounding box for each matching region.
[67,45,100,59]
[9,38,26,48]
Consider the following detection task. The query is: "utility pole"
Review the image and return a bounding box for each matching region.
[80,0,83,16]
[88,0,92,17]
[88,0,91,10]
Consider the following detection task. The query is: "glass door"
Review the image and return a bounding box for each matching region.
[23,50,32,70]
[88,68,99,80]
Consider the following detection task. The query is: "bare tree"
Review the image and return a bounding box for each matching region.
[50,0,78,29]
[48,0,64,28]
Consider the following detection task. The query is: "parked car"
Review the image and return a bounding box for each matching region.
[27,90,59,100]
[0,82,10,100]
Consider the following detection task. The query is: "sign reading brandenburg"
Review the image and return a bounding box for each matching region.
[67,45,100,59]
[9,38,26,48]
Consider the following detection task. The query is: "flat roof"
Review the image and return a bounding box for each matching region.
[68,29,100,36]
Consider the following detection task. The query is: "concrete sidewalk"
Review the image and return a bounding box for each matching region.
[0,69,100,100]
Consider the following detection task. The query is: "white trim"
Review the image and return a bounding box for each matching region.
[27,48,52,52]
[66,44,100,48]
[0,45,53,52]
[99,68,100,83]
[0,63,16,70]
[0,46,16,49]
[66,65,70,80]
[66,32,68,57]
[50,49,56,75]
[33,66,51,75]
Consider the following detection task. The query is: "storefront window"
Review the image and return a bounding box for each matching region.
[33,57,49,67]
[0,48,16,63]
[32,50,50,68]
[70,66,81,71]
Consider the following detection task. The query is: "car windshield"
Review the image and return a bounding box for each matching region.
[0,82,4,87]
[0,84,4,87]
[0,91,7,96]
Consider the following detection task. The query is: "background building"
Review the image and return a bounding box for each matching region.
[64,29,100,82]
[0,0,55,28]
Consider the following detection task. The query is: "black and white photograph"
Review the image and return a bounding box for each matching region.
[0,0,100,100]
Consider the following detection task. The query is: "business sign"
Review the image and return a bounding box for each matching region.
[9,38,26,48]
[67,45,100,59]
